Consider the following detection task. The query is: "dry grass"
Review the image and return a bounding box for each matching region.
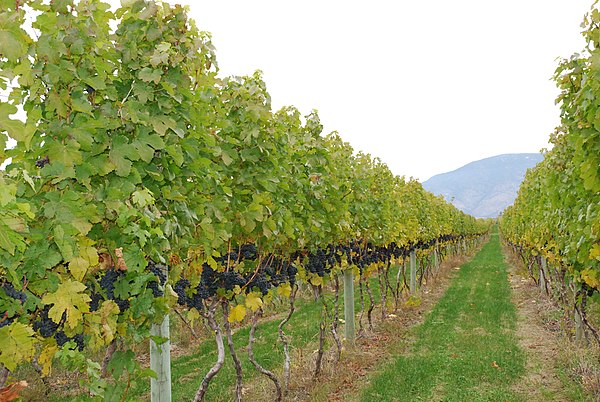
[505,245,600,401]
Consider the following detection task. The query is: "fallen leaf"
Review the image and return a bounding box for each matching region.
[0,381,28,402]
[491,361,500,368]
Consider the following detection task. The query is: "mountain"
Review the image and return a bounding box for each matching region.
[422,153,543,218]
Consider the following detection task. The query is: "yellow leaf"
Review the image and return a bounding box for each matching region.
[187,308,200,325]
[590,244,600,261]
[99,300,120,344]
[245,292,263,312]
[581,268,600,290]
[68,256,89,281]
[0,322,35,371]
[277,283,292,298]
[310,275,323,287]
[78,239,99,267]
[228,304,247,323]
[42,280,91,330]
[38,343,58,377]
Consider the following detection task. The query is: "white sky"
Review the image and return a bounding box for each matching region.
[172,0,590,181]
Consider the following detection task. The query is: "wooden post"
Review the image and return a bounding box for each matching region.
[410,249,417,294]
[343,269,355,345]
[433,241,439,274]
[540,256,549,295]
[151,263,171,402]
[575,307,584,343]
[150,315,172,402]
[539,256,546,293]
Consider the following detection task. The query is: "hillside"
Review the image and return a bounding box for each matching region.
[422,153,543,218]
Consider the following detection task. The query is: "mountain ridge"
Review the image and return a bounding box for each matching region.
[422,153,543,218]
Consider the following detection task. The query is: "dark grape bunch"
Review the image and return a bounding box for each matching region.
[245,272,270,295]
[99,268,121,300]
[147,260,168,297]
[0,316,14,329]
[174,278,191,306]
[2,282,27,304]
[240,244,258,261]
[32,305,60,338]
[35,155,50,168]
[54,330,84,351]
[99,268,130,313]
[89,292,103,312]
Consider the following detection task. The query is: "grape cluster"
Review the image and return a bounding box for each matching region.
[147,260,168,297]
[305,249,330,276]
[221,271,246,291]
[33,305,84,351]
[99,268,121,300]
[32,305,60,338]
[99,268,130,313]
[2,282,27,304]
[172,265,220,311]
[89,292,103,312]
[0,317,14,329]
[54,330,84,351]
[174,278,191,306]
[35,155,50,168]
[262,259,298,286]
[240,244,258,261]
[245,272,270,295]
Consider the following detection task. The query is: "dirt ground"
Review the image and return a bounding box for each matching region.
[506,250,600,401]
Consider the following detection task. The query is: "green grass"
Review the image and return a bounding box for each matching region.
[361,233,526,402]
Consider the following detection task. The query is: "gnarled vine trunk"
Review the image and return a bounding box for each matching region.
[194,304,225,402]
[222,302,243,402]
[278,283,297,394]
[248,309,282,401]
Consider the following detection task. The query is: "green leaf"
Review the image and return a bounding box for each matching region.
[0,27,29,62]
[47,92,68,118]
[107,350,137,379]
[69,256,89,282]
[72,96,94,115]
[53,224,75,261]
[0,103,25,139]
[109,135,137,177]
[132,188,154,207]
[138,67,162,84]
[47,140,83,169]
[165,144,184,166]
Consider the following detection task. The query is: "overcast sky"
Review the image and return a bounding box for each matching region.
[164,0,589,181]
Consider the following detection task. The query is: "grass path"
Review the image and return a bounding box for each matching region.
[361,233,527,401]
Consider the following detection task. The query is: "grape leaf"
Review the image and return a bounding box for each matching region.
[0,322,35,371]
[245,292,263,312]
[227,304,246,323]
[277,283,292,298]
[38,343,59,377]
[68,256,89,282]
[42,280,91,329]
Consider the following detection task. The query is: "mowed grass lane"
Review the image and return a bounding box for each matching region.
[362,233,526,401]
